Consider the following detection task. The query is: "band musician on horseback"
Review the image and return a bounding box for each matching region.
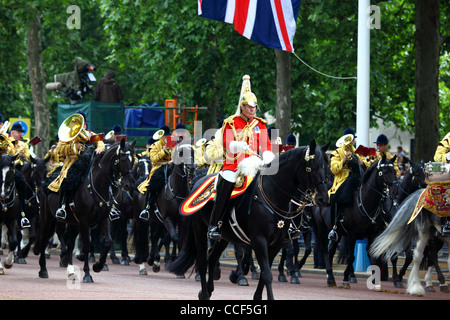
[207,74,275,241]
[372,134,400,178]
[328,128,370,242]
[49,111,105,220]
[0,121,31,228]
[434,131,450,236]
[137,125,173,220]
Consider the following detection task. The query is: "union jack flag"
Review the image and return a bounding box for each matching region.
[198,0,301,52]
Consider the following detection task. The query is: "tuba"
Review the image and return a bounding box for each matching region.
[58,114,89,143]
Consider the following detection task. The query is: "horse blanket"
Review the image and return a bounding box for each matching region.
[180,173,253,216]
[408,179,450,224]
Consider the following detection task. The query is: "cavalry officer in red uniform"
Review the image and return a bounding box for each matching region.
[208,75,274,240]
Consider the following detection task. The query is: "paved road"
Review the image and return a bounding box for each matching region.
[1,253,449,302]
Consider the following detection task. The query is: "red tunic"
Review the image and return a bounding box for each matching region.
[221,115,271,172]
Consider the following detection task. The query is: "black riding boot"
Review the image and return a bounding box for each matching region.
[139,191,154,221]
[208,174,235,240]
[328,195,339,242]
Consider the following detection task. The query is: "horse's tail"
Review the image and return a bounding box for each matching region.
[370,188,423,260]
[166,216,196,275]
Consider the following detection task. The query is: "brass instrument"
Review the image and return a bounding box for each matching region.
[152,129,165,141]
[0,120,10,135]
[58,114,89,143]
[335,133,354,148]
[104,130,115,142]
[0,133,10,154]
[195,138,207,148]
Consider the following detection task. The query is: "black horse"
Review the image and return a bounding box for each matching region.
[0,154,20,274]
[15,156,49,264]
[313,154,398,289]
[33,139,136,282]
[167,140,330,300]
[133,142,196,274]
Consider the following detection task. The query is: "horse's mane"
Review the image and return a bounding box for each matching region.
[360,160,378,185]
[277,146,307,167]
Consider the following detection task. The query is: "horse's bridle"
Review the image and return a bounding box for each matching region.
[356,159,397,224]
[164,146,195,201]
[257,146,326,219]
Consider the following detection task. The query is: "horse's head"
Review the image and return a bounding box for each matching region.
[407,161,427,189]
[0,154,17,200]
[299,140,330,208]
[111,139,136,192]
[133,155,151,180]
[30,156,50,187]
[172,142,196,183]
[373,154,399,199]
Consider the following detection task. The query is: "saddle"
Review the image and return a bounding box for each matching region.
[180,173,254,216]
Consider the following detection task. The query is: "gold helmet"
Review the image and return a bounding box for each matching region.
[240,91,258,108]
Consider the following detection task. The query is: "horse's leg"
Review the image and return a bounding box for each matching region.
[207,239,229,296]
[194,219,210,300]
[65,225,79,281]
[252,237,275,300]
[297,231,312,276]
[120,218,130,265]
[406,230,429,296]
[277,246,287,282]
[79,220,93,283]
[163,217,179,243]
[93,219,113,273]
[3,219,18,270]
[149,226,161,273]
[391,254,403,288]
[231,244,248,286]
[425,237,449,293]
[285,241,300,284]
[109,220,120,264]
[342,237,356,289]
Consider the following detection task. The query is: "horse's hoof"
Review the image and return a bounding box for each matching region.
[394,281,404,289]
[4,262,13,269]
[349,276,357,284]
[198,290,211,300]
[327,280,337,288]
[229,271,238,284]
[120,259,129,266]
[340,282,351,289]
[111,257,120,264]
[39,270,48,278]
[439,285,450,293]
[237,278,249,286]
[373,285,383,292]
[425,285,435,292]
[290,277,300,284]
[139,268,148,275]
[83,275,94,283]
[176,274,186,279]
[102,264,109,271]
[278,274,287,282]
[92,262,104,273]
[59,260,68,268]
[195,273,201,281]
[45,253,50,259]
[16,258,27,264]
[152,262,160,273]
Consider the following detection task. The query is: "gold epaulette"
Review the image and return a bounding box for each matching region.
[253,116,267,124]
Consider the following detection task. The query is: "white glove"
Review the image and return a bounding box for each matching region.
[229,141,249,153]
[446,151,450,162]
[262,151,275,164]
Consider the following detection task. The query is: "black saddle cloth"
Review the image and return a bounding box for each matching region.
[334,155,362,205]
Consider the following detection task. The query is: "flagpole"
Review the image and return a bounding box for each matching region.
[356,0,370,147]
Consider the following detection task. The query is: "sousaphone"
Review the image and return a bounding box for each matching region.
[58,114,89,143]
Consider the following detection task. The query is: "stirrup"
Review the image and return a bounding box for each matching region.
[442,225,450,237]
[289,226,302,240]
[20,216,31,229]
[109,207,121,221]
[208,225,222,241]
[139,208,150,221]
[328,228,338,242]
[56,207,67,220]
